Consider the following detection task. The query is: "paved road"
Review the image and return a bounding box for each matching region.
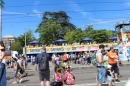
[6,65,130,86]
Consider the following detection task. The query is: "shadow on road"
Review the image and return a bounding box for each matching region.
[103,84,114,86]
[27,74,34,77]
[22,80,29,83]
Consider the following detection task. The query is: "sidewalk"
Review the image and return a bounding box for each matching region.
[26,61,130,72]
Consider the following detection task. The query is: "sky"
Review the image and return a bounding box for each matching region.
[2,0,130,38]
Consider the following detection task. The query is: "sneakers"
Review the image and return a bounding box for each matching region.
[115,79,120,82]
[19,79,22,83]
[12,82,17,84]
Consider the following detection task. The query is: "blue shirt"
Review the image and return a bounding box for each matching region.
[127,49,130,54]
[35,52,52,71]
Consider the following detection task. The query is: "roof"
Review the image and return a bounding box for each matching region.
[3,35,16,38]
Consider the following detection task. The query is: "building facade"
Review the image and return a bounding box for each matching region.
[2,35,16,50]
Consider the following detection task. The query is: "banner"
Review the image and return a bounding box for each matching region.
[23,43,119,54]
[24,45,89,54]
[118,43,128,61]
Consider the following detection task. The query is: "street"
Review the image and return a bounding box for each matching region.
[6,65,130,86]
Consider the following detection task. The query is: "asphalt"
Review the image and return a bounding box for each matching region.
[25,61,130,72]
[6,61,130,73]
[6,66,130,86]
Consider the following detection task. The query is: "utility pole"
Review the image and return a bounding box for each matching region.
[25,28,27,57]
[0,0,4,41]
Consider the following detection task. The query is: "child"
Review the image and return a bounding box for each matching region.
[106,65,114,86]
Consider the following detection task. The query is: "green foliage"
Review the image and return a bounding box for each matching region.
[36,11,76,44]
[64,28,86,44]
[17,29,36,47]
[84,26,94,33]
[38,20,62,44]
[87,29,113,43]
[11,41,23,54]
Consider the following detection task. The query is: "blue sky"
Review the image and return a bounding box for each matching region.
[2,0,130,38]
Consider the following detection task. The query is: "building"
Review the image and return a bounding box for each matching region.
[2,35,16,49]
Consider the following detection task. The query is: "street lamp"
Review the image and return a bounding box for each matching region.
[0,0,4,41]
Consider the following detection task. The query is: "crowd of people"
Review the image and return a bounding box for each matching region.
[0,41,127,86]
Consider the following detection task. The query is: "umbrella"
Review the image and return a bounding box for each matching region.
[109,36,117,40]
[82,38,92,41]
[55,39,66,43]
[29,40,41,44]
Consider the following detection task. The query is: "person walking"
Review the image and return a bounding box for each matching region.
[12,58,22,84]
[35,46,52,86]
[107,47,120,82]
[96,45,106,86]
[0,41,6,86]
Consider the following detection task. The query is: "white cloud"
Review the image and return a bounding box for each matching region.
[3,11,26,15]
[3,11,41,17]
[83,18,125,27]
[92,18,126,25]
[67,1,87,18]
[34,1,40,6]
[33,9,42,17]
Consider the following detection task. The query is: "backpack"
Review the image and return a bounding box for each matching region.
[90,52,98,67]
[39,53,47,71]
[65,72,75,85]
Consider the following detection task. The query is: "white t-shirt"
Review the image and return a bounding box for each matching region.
[96,51,103,66]
[2,59,6,64]
[17,59,23,67]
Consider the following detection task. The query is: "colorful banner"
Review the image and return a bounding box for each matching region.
[24,45,90,54]
[23,44,119,54]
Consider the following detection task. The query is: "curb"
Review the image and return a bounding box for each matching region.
[25,63,130,72]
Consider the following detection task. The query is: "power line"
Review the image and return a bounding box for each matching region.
[1,8,130,17]
[4,1,130,7]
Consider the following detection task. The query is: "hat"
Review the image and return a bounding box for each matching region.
[107,65,112,69]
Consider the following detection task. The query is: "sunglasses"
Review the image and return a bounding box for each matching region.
[0,49,5,52]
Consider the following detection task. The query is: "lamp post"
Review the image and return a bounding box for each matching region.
[0,0,4,41]
[25,28,27,57]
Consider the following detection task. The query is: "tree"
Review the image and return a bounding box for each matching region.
[87,29,112,43]
[84,25,94,33]
[64,28,86,44]
[36,11,76,37]
[11,41,23,54]
[38,20,62,44]
[17,29,36,47]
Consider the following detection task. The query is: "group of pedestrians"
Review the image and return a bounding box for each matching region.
[34,46,75,86]
[12,56,28,84]
[96,45,122,86]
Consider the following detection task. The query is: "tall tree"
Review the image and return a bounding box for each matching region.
[36,11,76,37]
[84,25,94,33]
[38,20,62,44]
[64,28,86,44]
[11,41,23,54]
[87,29,111,43]
[17,29,36,47]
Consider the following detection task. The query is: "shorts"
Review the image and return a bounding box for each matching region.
[107,75,113,81]
[13,71,18,77]
[39,70,50,81]
[110,63,118,73]
[97,67,106,83]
